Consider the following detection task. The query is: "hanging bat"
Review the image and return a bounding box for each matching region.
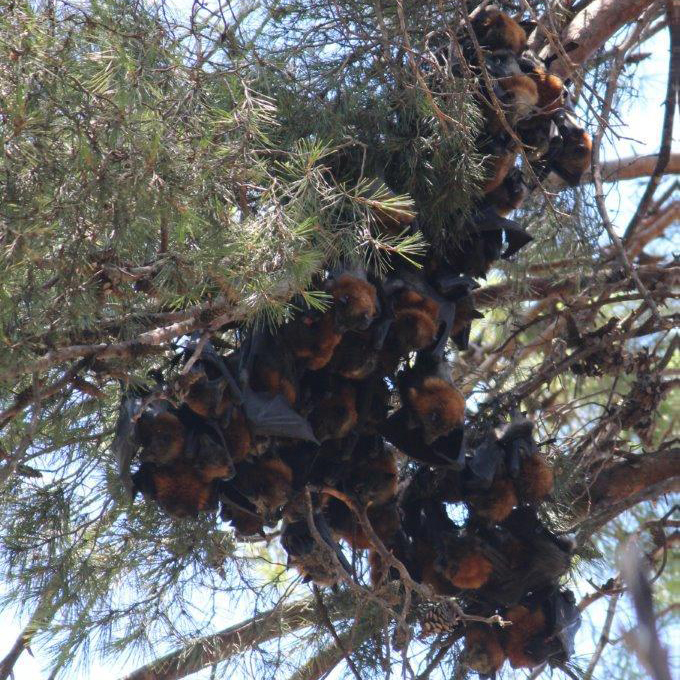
[325,268,380,333]
[306,376,358,443]
[470,6,528,55]
[498,418,553,504]
[231,453,294,520]
[484,74,539,135]
[462,624,506,676]
[381,408,466,468]
[327,315,393,380]
[233,330,319,443]
[549,109,592,186]
[397,353,466,445]
[218,479,266,537]
[136,401,187,464]
[131,461,220,518]
[281,511,353,586]
[283,310,343,370]
[485,167,529,216]
[382,267,453,359]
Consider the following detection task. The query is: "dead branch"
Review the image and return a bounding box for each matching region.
[623,4,678,240]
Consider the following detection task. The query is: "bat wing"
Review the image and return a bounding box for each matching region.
[434,273,480,299]
[452,324,471,351]
[111,394,143,497]
[501,222,533,259]
[314,511,353,575]
[244,388,318,443]
[552,590,581,659]
[381,410,464,468]
[467,436,504,488]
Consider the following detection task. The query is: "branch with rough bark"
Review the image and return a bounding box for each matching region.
[583,154,680,183]
[119,593,351,680]
[544,0,659,78]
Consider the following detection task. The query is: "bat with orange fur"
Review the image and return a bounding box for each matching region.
[325,268,380,333]
[397,354,466,445]
[470,7,529,55]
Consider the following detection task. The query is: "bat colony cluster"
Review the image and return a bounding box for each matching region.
[113,7,591,677]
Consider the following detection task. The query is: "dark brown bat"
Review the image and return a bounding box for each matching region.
[327,316,392,380]
[131,461,220,518]
[325,269,379,333]
[308,378,358,443]
[549,109,592,186]
[484,74,539,136]
[498,418,553,504]
[281,511,352,586]
[283,310,343,370]
[381,408,466,468]
[471,6,528,54]
[486,167,528,216]
[136,402,187,464]
[463,624,507,676]
[398,354,466,445]
[232,454,293,520]
[218,480,266,537]
[502,601,548,668]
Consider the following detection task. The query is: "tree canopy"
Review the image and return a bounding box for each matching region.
[0,1,676,680]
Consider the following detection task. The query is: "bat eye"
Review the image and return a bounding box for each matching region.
[338,295,349,306]
[430,412,442,426]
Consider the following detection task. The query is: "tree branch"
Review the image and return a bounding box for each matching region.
[623,3,678,241]
[545,0,659,78]
[582,153,680,183]
[119,592,356,680]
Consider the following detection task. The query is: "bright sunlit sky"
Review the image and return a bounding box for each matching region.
[1,8,676,680]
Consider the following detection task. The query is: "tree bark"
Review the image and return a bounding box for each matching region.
[119,592,370,680]
[582,154,680,183]
[545,0,659,78]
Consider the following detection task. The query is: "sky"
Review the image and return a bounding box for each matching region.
[1,8,676,680]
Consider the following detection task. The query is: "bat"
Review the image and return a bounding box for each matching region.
[463,624,506,677]
[131,461,219,518]
[136,401,187,464]
[549,109,592,186]
[497,418,553,503]
[327,316,393,380]
[383,265,464,358]
[381,408,466,468]
[485,167,528,217]
[467,477,518,523]
[218,480,266,536]
[397,353,466,445]
[283,310,343,370]
[231,454,293,520]
[470,6,528,55]
[306,376,358,443]
[111,391,143,496]
[281,511,353,586]
[325,268,380,333]
[484,74,539,135]
[235,329,319,443]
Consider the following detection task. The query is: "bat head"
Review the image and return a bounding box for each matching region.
[497,75,539,119]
